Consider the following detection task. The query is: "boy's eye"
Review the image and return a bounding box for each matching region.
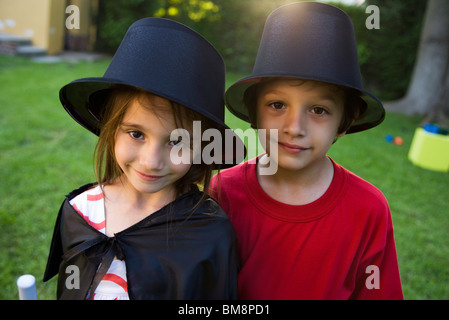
[268,102,286,110]
[129,131,144,140]
[311,106,329,115]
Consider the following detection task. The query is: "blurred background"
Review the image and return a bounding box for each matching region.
[0,0,448,299]
[0,0,430,102]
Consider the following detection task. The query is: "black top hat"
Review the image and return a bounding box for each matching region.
[59,17,244,167]
[225,2,385,134]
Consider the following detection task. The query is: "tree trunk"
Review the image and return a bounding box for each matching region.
[423,64,449,125]
[385,0,449,126]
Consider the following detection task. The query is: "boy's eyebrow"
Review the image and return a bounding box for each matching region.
[260,89,289,97]
[315,94,340,104]
[261,90,340,104]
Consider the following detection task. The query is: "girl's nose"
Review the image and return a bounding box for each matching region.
[139,141,165,171]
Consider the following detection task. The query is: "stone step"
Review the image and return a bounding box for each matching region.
[15,45,47,58]
[0,33,32,46]
[0,33,46,57]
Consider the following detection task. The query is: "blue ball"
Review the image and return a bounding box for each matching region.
[385,134,393,143]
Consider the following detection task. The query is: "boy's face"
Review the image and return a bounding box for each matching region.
[256,78,346,173]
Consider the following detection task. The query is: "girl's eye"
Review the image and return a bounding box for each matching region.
[129,131,144,140]
[311,106,329,115]
[268,102,286,110]
[168,139,182,146]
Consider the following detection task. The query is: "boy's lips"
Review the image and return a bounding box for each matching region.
[134,169,165,181]
[278,142,311,154]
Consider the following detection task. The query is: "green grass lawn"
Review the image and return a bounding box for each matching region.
[1,56,448,299]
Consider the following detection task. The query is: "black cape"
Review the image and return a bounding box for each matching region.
[43,183,239,300]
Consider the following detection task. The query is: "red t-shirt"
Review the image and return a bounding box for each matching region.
[210,157,403,299]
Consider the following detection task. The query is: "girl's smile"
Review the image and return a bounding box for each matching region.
[134,169,165,181]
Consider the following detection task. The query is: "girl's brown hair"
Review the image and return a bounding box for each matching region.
[93,85,217,206]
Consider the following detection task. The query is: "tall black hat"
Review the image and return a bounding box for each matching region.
[59,17,244,167]
[225,2,385,133]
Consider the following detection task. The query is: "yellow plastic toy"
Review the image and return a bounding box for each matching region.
[408,127,449,172]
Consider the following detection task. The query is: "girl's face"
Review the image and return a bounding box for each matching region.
[256,78,346,173]
[114,95,192,200]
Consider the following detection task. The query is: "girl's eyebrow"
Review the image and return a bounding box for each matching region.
[120,121,175,138]
[119,122,146,131]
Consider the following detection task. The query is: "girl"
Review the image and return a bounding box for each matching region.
[43,17,243,300]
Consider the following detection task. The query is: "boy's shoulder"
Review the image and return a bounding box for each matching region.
[342,165,385,196]
[214,159,249,183]
[337,162,389,213]
[210,160,251,204]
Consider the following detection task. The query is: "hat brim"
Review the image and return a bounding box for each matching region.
[60,78,246,168]
[60,77,232,135]
[225,75,385,134]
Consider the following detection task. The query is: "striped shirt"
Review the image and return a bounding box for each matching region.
[69,185,129,300]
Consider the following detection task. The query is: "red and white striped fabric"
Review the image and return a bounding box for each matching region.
[69,185,129,300]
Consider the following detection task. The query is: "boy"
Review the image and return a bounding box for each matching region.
[211,2,403,299]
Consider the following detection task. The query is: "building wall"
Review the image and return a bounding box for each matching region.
[0,0,94,55]
[48,0,66,54]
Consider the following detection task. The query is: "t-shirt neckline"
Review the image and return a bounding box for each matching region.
[243,156,347,222]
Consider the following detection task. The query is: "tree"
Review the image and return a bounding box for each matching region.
[355,0,427,101]
[386,0,449,126]
[95,0,220,52]
[153,0,219,22]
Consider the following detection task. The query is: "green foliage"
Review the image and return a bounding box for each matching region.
[354,0,427,100]
[153,0,220,22]
[198,0,293,73]
[95,0,158,51]
[319,1,426,101]
[95,0,297,71]
[96,0,222,52]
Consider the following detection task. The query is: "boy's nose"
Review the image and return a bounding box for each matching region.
[283,107,307,137]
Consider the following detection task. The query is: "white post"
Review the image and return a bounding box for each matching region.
[17,274,38,300]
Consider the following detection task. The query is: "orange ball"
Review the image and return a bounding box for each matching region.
[394,136,403,145]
